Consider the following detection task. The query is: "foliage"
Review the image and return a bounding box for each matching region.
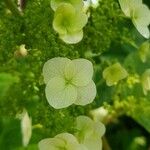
[0,0,150,150]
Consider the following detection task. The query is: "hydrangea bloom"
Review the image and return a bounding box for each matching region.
[75,116,105,150]
[103,62,128,86]
[43,57,96,109]
[39,133,88,150]
[50,0,84,11]
[141,69,150,95]
[21,110,32,147]
[53,3,88,44]
[119,0,150,39]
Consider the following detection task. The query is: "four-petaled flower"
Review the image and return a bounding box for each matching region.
[119,0,150,39]
[103,62,128,86]
[43,57,96,109]
[75,116,105,150]
[39,133,88,150]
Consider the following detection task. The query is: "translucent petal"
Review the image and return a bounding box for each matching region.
[64,61,77,81]
[72,12,88,32]
[93,122,106,137]
[83,137,102,150]
[119,0,131,16]
[45,77,77,109]
[60,30,83,44]
[75,81,96,105]
[103,63,128,86]
[42,57,71,84]
[133,23,150,39]
[72,59,94,86]
[38,138,64,150]
[119,0,142,17]
[51,0,84,11]
[53,4,76,34]
[132,5,150,26]
[53,14,68,34]
[76,116,94,142]
[55,133,79,145]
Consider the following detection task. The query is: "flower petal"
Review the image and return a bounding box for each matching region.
[132,5,150,26]
[43,57,71,84]
[51,0,84,11]
[38,138,64,150]
[45,77,77,109]
[83,137,102,150]
[75,81,96,105]
[119,0,142,17]
[72,59,94,86]
[59,30,83,44]
[134,24,150,39]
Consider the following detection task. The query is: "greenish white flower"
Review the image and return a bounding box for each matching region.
[138,41,150,63]
[38,133,88,150]
[43,57,96,109]
[141,69,150,95]
[21,110,32,147]
[75,116,105,150]
[119,0,150,39]
[50,0,84,11]
[53,3,88,44]
[103,62,128,86]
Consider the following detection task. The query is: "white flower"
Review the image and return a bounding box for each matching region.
[43,57,96,109]
[21,110,32,147]
[103,62,128,86]
[38,133,88,150]
[75,116,105,150]
[119,0,150,39]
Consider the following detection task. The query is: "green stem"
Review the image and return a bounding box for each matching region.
[4,0,22,16]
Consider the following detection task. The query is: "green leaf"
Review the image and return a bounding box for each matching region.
[0,73,19,99]
[129,99,150,133]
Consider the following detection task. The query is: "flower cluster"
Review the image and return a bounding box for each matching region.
[43,57,96,109]
[51,0,88,44]
[119,0,150,39]
[38,116,105,150]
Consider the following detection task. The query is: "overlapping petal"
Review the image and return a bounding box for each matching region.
[60,30,83,44]
[39,138,64,150]
[43,57,71,83]
[51,0,84,11]
[75,81,96,105]
[103,63,128,86]
[45,77,77,109]
[72,59,94,86]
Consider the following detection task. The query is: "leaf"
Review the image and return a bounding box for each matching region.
[129,99,150,133]
[0,73,19,99]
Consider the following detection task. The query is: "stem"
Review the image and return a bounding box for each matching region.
[103,136,112,150]
[122,37,139,49]
[4,0,22,16]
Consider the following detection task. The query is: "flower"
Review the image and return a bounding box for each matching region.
[43,57,96,109]
[52,3,88,44]
[141,69,150,95]
[75,116,105,150]
[119,0,150,39]
[21,110,32,147]
[38,133,88,150]
[50,0,84,11]
[103,62,128,86]
[138,41,150,63]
